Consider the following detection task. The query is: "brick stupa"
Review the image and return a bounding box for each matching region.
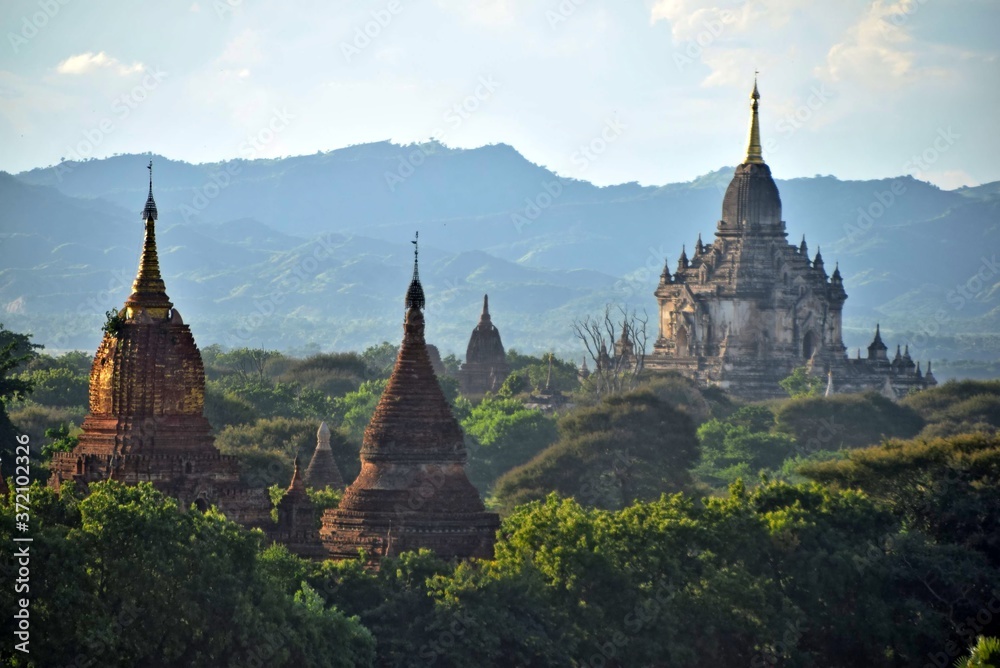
[304,422,344,490]
[321,234,499,562]
[49,163,271,526]
[458,294,509,396]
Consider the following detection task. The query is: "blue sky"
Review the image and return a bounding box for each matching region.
[1,0,997,188]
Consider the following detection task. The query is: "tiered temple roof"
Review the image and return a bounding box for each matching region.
[646,81,934,399]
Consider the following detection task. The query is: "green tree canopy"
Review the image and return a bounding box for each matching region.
[493,388,699,511]
[460,397,558,491]
[774,391,924,450]
[0,482,375,667]
[779,366,824,398]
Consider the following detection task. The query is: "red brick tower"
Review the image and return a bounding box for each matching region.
[321,233,499,562]
[49,164,270,525]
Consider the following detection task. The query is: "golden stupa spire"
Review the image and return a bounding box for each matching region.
[124,160,172,319]
[745,72,764,165]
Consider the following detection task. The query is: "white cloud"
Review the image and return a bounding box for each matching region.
[56,51,144,76]
[650,0,759,42]
[818,1,919,84]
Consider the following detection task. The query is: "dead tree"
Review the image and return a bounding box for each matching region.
[572,304,648,398]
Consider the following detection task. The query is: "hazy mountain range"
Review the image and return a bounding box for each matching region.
[2,141,998,371]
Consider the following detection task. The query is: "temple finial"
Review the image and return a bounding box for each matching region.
[126,162,171,318]
[745,74,764,165]
[142,159,158,221]
[405,231,425,310]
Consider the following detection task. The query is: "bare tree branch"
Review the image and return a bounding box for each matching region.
[572,304,648,398]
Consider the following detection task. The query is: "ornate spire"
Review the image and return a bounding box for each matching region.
[832,262,842,281]
[867,323,888,360]
[125,161,172,319]
[661,257,672,284]
[480,294,491,323]
[696,233,704,255]
[925,360,937,384]
[744,74,764,165]
[142,160,158,221]
[678,245,689,271]
[405,231,425,311]
[799,235,808,256]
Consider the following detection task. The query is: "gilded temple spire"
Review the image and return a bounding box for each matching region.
[125,161,172,319]
[745,73,765,165]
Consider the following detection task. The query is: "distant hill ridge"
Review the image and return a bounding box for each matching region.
[3,141,998,364]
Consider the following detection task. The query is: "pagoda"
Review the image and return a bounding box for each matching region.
[321,234,499,562]
[459,294,509,396]
[48,163,271,526]
[304,422,345,490]
[645,81,935,399]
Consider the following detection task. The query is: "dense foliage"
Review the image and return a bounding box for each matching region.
[0,482,375,667]
[5,319,1000,667]
[493,388,699,511]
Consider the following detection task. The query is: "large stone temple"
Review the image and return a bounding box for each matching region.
[321,238,500,562]
[645,82,936,400]
[459,294,509,397]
